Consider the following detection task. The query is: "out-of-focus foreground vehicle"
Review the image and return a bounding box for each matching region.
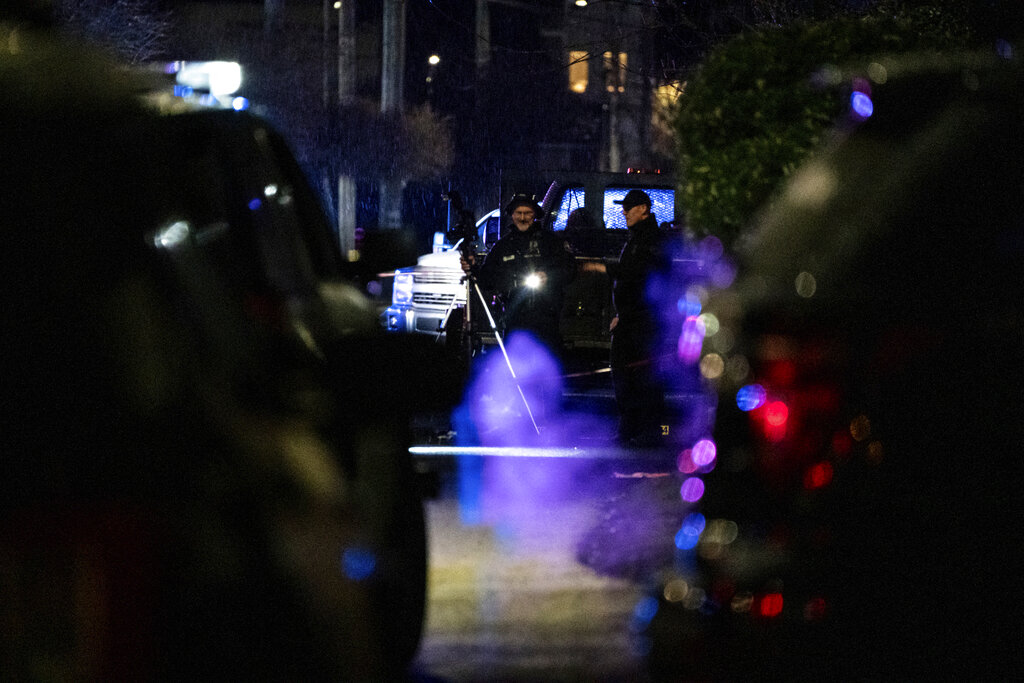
[1,12,456,681]
[643,50,1023,681]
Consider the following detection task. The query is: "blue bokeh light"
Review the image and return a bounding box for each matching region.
[675,512,706,550]
[851,91,874,119]
[341,547,377,581]
[631,595,660,630]
[736,384,767,411]
[678,291,702,317]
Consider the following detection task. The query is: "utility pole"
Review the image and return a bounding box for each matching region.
[336,0,357,258]
[264,0,284,36]
[475,0,490,77]
[379,0,406,230]
[321,0,358,259]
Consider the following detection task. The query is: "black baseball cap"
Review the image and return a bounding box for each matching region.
[613,189,651,211]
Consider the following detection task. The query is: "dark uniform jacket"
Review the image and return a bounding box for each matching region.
[609,213,673,346]
[476,222,575,344]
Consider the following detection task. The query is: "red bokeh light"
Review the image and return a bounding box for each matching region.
[764,401,789,427]
[758,593,784,618]
[803,462,834,489]
[804,597,828,621]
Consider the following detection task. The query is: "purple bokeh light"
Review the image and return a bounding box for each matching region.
[463,331,565,447]
[678,315,706,363]
[680,477,705,503]
[691,439,717,468]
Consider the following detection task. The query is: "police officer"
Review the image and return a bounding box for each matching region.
[461,194,575,352]
[607,189,675,446]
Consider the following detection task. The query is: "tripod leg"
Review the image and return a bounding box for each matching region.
[436,289,462,343]
[471,281,540,435]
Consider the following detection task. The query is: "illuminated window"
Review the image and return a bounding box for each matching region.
[569,51,588,93]
[604,187,674,230]
[654,81,683,109]
[551,186,585,231]
[603,51,627,93]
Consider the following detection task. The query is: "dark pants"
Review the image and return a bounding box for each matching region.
[502,297,563,359]
[610,322,668,445]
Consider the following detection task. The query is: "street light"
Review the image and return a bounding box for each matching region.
[426,54,440,104]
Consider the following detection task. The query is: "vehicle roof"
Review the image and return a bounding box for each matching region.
[738,50,1024,319]
[539,170,681,226]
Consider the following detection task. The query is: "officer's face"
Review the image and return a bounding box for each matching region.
[623,204,648,227]
[512,207,536,231]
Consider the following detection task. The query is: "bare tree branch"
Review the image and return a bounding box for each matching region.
[55,0,172,63]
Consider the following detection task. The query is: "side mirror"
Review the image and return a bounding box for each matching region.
[432,231,448,253]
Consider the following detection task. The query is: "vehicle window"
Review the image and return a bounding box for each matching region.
[154,116,323,299]
[152,122,267,299]
[603,187,675,230]
[485,215,501,246]
[551,186,585,231]
[242,129,323,297]
[262,128,344,280]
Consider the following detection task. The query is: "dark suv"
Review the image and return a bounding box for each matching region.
[1,21,451,680]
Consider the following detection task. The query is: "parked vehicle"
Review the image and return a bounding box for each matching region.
[384,210,500,338]
[642,50,1023,681]
[1,21,453,680]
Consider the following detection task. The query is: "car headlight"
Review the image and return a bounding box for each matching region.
[524,273,541,289]
[393,271,413,305]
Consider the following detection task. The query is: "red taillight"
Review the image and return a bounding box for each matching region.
[803,461,834,490]
[763,400,789,427]
[757,592,784,618]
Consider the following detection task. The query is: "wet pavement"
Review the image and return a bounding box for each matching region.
[411,455,682,682]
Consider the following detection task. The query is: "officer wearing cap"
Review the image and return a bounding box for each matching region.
[461,194,575,352]
[607,189,674,446]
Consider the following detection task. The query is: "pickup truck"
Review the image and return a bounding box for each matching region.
[383,170,699,352]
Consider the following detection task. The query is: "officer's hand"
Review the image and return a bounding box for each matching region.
[609,315,619,332]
